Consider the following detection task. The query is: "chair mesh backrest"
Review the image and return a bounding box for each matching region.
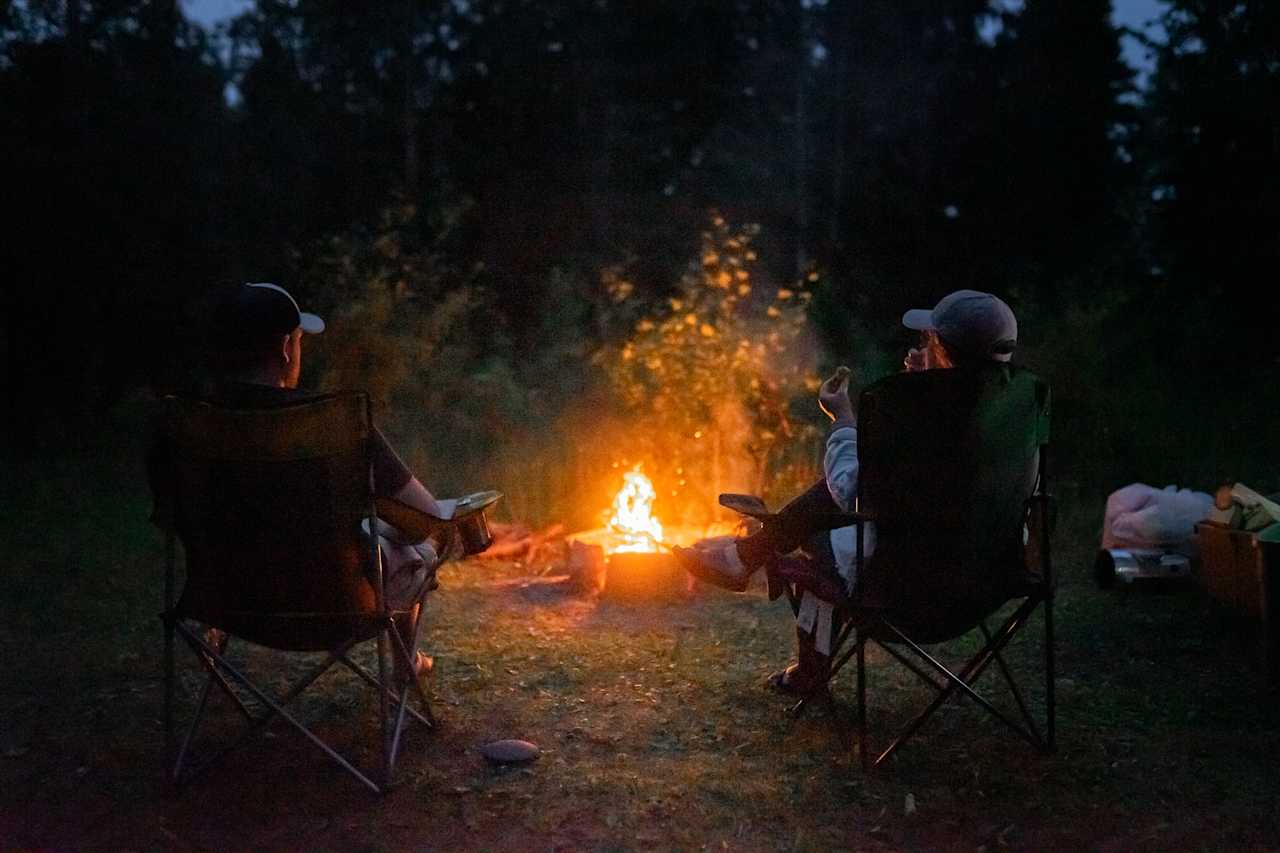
[856,364,1050,642]
[162,393,379,648]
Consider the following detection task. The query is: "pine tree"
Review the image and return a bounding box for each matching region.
[1144,0,1280,376]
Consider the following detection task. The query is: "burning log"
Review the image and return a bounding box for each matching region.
[600,550,686,602]
[567,541,606,595]
[566,466,738,602]
[476,522,566,562]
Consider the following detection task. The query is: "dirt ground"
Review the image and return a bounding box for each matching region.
[3,500,1280,850]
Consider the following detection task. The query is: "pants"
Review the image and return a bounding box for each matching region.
[738,478,842,580]
[740,479,845,678]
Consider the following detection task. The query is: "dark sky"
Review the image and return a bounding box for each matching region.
[183,0,1165,28]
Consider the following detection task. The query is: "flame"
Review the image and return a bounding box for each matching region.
[607,467,664,553]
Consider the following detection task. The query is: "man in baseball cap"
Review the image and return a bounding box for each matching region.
[211,282,325,387]
[161,282,453,683]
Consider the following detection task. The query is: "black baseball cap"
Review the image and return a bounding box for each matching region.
[212,282,325,347]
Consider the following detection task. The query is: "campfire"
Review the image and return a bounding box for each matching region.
[567,466,735,601]
[607,468,664,553]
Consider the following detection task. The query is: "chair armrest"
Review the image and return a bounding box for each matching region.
[1024,493,1056,535]
[374,497,450,542]
[1023,493,1055,589]
[719,493,771,519]
[803,511,875,532]
[719,493,872,531]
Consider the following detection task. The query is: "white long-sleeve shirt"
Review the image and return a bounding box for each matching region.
[823,422,875,587]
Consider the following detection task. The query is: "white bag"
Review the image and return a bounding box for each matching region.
[1101,483,1214,554]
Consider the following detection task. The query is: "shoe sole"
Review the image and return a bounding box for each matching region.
[675,549,748,592]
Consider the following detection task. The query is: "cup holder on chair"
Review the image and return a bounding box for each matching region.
[453,490,502,555]
[373,490,503,555]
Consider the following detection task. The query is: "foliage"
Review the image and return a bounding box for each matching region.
[599,215,821,520]
[296,202,519,495]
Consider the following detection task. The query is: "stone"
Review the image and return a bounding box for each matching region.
[478,739,541,764]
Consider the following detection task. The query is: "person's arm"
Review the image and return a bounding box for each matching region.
[392,475,448,518]
[817,367,858,511]
[368,428,466,568]
[370,428,454,518]
[823,424,859,512]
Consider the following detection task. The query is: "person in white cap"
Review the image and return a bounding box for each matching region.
[675,289,1019,693]
[152,282,449,683]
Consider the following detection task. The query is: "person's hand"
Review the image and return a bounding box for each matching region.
[903,346,929,372]
[818,366,854,423]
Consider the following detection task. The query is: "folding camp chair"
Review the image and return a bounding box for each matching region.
[157,392,455,794]
[729,364,1053,768]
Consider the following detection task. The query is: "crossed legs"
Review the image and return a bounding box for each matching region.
[675,479,842,588]
[675,479,847,691]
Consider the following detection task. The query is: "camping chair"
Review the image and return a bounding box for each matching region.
[157,392,452,794]
[729,364,1053,768]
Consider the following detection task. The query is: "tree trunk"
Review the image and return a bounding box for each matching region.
[65,0,82,53]
[827,0,853,250]
[793,2,811,280]
[402,0,419,193]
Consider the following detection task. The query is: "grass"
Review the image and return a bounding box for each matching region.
[2,408,1279,850]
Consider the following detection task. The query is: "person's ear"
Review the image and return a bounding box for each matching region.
[279,333,293,364]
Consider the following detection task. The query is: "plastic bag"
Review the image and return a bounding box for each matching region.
[1101,483,1214,554]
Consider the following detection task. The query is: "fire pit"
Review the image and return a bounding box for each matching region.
[568,468,735,602]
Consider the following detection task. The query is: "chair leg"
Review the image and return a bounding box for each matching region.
[163,615,175,772]
[377,629,392,788]
[162,532,177,778]
[1045,593,1056,752]
[980,622,1044,749]
[856,634,868,771]
[173,630,245,786]
[399,598,436,725]
[186,632,254,722]
[876,641,944,691]
[336,654,433,727]
[386,616,433,771]
[172,625,384,793]
[870,607,1043,765]
[174,660,218,784]
[178,626,384,793]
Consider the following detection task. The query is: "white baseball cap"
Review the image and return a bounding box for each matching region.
[902,289,1017,362]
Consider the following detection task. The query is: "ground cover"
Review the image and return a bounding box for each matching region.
[2,443,1278,851]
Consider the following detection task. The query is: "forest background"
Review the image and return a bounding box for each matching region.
[3,0,1277,529]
